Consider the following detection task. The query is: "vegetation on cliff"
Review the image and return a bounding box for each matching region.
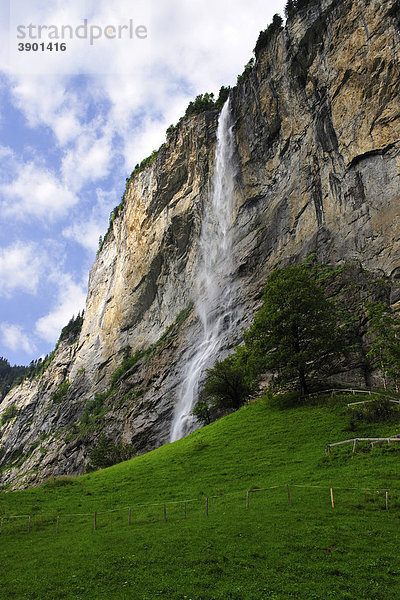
[0,358,28,400]
[285,0,321,19]
[367,302,400,391]
[195,260,398,424]
[253,14,283,58]
[0,312,85,400]
[58,303,194,469]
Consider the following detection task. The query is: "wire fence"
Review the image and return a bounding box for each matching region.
[1,483,399,537]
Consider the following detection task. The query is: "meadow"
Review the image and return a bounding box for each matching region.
[0,392,399,599]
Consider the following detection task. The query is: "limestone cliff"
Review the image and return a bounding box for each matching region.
[0,0,399,489]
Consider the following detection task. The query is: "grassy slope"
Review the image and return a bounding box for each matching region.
[0,393,400,599]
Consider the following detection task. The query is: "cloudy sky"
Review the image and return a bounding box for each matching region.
[0,0,286,366]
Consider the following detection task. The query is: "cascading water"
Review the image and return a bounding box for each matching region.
[170,98,237,442]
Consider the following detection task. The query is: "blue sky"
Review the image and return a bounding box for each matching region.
[0,0,286,366]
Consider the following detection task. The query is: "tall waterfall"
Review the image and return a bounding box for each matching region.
[170,98,237,442]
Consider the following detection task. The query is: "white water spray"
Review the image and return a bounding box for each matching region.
[170,98,237,442]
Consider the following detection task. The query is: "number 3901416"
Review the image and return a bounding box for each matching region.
[18,42,67,51]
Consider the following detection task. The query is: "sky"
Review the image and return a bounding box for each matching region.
[0,0,286,366]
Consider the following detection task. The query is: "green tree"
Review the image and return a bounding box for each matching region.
[203,349,254,412]
[192,399,212,426]
[215,86,231,108]
[285,0,318,19]
[237,58,255,84]
[0,358,28,400]
[244,265,345,395]
[184,93,216,117]
[367,302,400,390]
[285,0,296,18]
[253,14,283,58]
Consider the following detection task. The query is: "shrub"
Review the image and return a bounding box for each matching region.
[166,124,176,136]
[237,58,255,84]
[1,403,19,426]
[349,398,400,428]
[110,349,149,388]
[86,435,135,471]
[42,475,76,488]
[51,380,70,404]
[0,358,28,399]
[81,392,109,425]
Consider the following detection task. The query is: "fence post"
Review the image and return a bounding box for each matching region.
[330,488,335,509]
[352,439,358,454]
[206,497,209,516]
[286,485,292,506]
[164,504,167,522]
[128,507,131,526]
[246,491,249,509]
[386,491,389,511]
[56,515,60,533]
[94,512,97,531]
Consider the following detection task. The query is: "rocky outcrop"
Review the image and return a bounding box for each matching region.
[0,0,399,489]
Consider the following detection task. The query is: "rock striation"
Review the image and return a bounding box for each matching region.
[0,0,399,489]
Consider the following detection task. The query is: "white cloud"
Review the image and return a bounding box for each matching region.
[63,218,104,253]
[35,273,87,343]
[61,127,113,191]
[51,110,82,146]
[0,323,36,355]
[0,241,45,297]
[63,188,118,253]
[0,160,78,221]
[2,0,287,176]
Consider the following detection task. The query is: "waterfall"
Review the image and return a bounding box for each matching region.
[170,98,237,442]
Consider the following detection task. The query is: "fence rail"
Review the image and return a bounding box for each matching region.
[326,436,400,454]
[306,388,400,405]
[0,483,398,537]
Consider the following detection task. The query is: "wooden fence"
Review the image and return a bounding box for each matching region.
[326,436,400,454]
[0,483,397,537]
[306,388,400,406]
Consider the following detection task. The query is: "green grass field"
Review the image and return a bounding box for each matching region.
[1,392,400,599]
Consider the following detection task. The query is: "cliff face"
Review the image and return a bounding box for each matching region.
[233,0,400,282]
[1,0,399,489]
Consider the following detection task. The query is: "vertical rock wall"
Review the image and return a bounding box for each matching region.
[0,0,399,489]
